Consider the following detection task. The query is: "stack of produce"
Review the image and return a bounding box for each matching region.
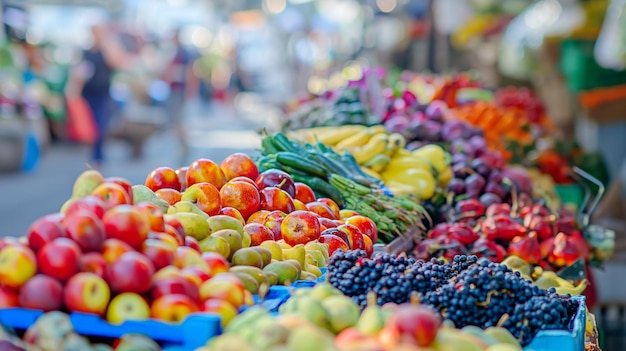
[0,151,393,334]
[256,132,429,243]
[198,282,526,351]
[326,251,581,347]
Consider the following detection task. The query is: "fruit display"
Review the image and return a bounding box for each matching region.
[197,283,525,351]
[327,251,580,347]
[256,132,429,243]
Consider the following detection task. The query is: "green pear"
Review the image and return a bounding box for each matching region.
[249,321,290,350]
[260,241,283,260]
[282,244,306,268]
[208,215,244,236]
[462,325,499,346]
[304,241,329,262]
[231,247,264,269]
[71,169,104,199]
[132,185,158,204]
[299,271,318,281]
[168,212,211,241]
[199,235,231,258]
[486,344,523,351]
[207,333,256,351]
[322,295,360,333]
[231,271,260,294]
[59,198,75,214]
[225,306,271,335]
[211,229,242,259]
[263,262,299,285]
[484,327,522,347]
[287,324,336,351]
[357,293,385,336]
[106,334,160,351]
[279,296,329,330]
[309,283,342,301]
[251,246,272,267]
[167,200,209,219]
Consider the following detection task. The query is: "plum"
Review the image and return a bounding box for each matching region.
[485,182,507,199]
[453,163,472,179]
[447,179,466,195]
[406,140,430,151]
[384,114,411,134]
[441,120,469,142]
[465,173,486,196]
[479,193,502,208]
[451,153,468,165]
[488,170,504,184]
[425,100,448,122]
[467,135,487,154]
[470,158,492,178]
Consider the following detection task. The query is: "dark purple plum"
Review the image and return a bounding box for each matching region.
[488,170,504,184]
[409,120,442,142]
[479,192,502,208]
[406,140,430,151]
[470,158,492,178]
[384,114,411,134]
[441,120,469,142]
[465,173,486,195]
[453,163,472,179]
[451,140,477,158]
[485,182,507,199]
[425,100,448,122]
[451,153,468,164]
[447,178,466,195]
[467,135,487,152]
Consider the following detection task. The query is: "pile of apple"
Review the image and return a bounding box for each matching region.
[0,152,380,329]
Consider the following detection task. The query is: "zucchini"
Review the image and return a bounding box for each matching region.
[275,152,328,179]
[291,174,345,207]
[271,133,298,153]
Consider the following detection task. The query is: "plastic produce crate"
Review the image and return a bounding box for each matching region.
[249,268,327,312]
[555,184,585,210]
[560,39,626,92]
[523,296,586,351]
[0,308,221,351]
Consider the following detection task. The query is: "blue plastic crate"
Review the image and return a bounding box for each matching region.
[523,296,586,351]
[0,308,221,351]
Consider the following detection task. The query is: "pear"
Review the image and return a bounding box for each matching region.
[71,169,104,199]
[462,325,499,346]
[299,271,318,281]
[132,185,169,212]
[309,283,342,301]
[486,344,523,351]
[167,200,209,219]
[207,334,256,351]
[168,213,211,241]
[287,324,336,351]
[321,294,361,334]
[277,240,291,249]
[208,215,244,235]
[199,235,231,257]
[260,241,283,260]
[357,292,386,336]
[249,321,290,350]
[263,262,299,285]
[229,266,269,287]
[283,259,303,276]
[251,246,272,267]
[212,229,242,258]
[282,244,306,268]
[265,271,279,286]
[225,306,271,335]
[60,198,75,214]
[307,250,327,268]
[293,287,313,297]
[484,327,521,347]
[231,271,260,294]
[111,334,160,351]
[231,248,264,269]
[304,241,329,262]
[279,296,329,330]
[304,262,323,278]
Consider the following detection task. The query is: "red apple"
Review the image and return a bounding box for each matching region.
[91,183,132,209]
[255,170,296,198]
[201,252,230,278]
[338,224,365,250]
[317,198,340,219]
[345,215,378,244]
[79,252,109,278]
[260,187,295,214]
[281,210,321,246]
[135,202,166,232]
[263,210,286,240]
[362,234,374,257]
[26,213,66,252]
[101,238,135,264]
[154,266,182,280]
[294,182,316,204]
[64,210,106,252]
[151,294,200,323]
[319,234,350,256]
[340,209,360,219]
[104,177,134,204]
[103,204,150,249]
[0,244,37,290]
[163,224,185,246]
[318,217,338,229]
[220,153,259,181]
[185,236,202,253]
[181,182,222,216]
[293,199,307,211]
[186,158,226,189]
[199,277,246,308]
[244,223,274,246]
[218,207,245,226]
[180,266,211,286]
[154,232,180,250]
[230,176,257,187]
[65,196,106,219]
[106,292,150,324]
[0,286,19,308]
[152,275,200,302]
[220,181,260,220]
[320,227,350,246]
[106,251,155,294]
[164,215,186,238]
[18,274,63,312]
[64,272,111,315]
[37,237,82,281]
[0,237,25,252]
[305,201,336,219]
[155,188,182,206]
[246,210,270,224]
[145,166,182,192]
[174,246,209,272]
[176,166,189,191]
[201,298,238,328]
[386,305,441,347]
[141,238,175,271]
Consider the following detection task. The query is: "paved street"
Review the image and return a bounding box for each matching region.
[0,100,277,237]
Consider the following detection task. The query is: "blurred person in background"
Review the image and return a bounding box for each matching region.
[68,22,133,166]
[161,28,199,156]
